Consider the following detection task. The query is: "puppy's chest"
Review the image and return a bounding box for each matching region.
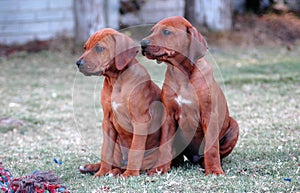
[168,86,200,126]
[110,88,132,129]
[175,89,198,108]
[166,69,198,108]
[169,84,198,108]
[110,88,129,113]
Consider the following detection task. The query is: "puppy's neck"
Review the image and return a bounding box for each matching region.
[167,55,195,78]
[104,60,135,86]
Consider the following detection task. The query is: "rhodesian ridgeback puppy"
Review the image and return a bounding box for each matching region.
[76,28,163,177]
[141,16,239,175]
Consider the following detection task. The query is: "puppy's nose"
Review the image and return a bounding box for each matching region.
[140,39,150,49]
[76,59,85,67]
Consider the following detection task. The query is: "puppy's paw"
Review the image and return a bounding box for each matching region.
[121,170,140,178]
[205,167,225,176]
[94,168,111,177]
[147,164,171,176]
[111,168,122,176]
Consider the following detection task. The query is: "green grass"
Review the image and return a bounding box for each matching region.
[0,46,299,192]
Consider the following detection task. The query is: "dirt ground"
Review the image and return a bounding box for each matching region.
[207,13,300,48]
[1,13,300,57]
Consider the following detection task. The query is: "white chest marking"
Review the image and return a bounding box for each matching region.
[112,101,121,111]
[175,95,192,106]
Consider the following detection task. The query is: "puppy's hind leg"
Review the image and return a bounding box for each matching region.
[79,163,101,175]
[219,118,239,159]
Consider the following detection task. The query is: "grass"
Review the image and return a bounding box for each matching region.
[0,45,299,192]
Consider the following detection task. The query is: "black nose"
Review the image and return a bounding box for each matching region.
[76,59,85,67]
[140,39,150,49]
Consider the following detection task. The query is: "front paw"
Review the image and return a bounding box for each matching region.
[93,166,112,177]
[110,168,122,176]
[205,167,225,176]
[147,163,171,176]
[121,170,140,178]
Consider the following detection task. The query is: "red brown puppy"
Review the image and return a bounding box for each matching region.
[141,16,239,175]
[76,28,163,177]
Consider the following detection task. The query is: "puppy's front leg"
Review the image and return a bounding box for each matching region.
[148,115,176,176]
[203,112,224,175]
[122,122,148,177]
[95,119,117,177]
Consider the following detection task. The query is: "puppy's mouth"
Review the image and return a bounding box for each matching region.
[142,46,175,63]
[79,66,104,76]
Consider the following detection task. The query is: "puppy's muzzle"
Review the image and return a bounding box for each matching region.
[76,59,86,68]
[140,39,150,49]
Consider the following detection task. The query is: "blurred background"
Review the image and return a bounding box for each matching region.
[0,0,300,56]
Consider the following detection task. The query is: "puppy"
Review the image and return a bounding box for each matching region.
[141,16,239,175]
[76,28,163,177]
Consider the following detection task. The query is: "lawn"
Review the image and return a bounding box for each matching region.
[0,45,299,192]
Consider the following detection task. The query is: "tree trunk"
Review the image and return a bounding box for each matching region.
[196,0,233,31]
[74,0,105,45]
[184,0,196,26]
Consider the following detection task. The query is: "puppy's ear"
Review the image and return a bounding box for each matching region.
[187,26,208,63]
[114,33,138,71]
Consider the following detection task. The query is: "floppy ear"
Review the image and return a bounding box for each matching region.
[114,33,138,71]
[187,26,208,63]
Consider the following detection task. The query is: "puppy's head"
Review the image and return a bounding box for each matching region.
[141,16,208,64]
[76,28,138,76]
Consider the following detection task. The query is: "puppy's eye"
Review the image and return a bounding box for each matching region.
[95,45,105,53]
[162,29,172,36]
